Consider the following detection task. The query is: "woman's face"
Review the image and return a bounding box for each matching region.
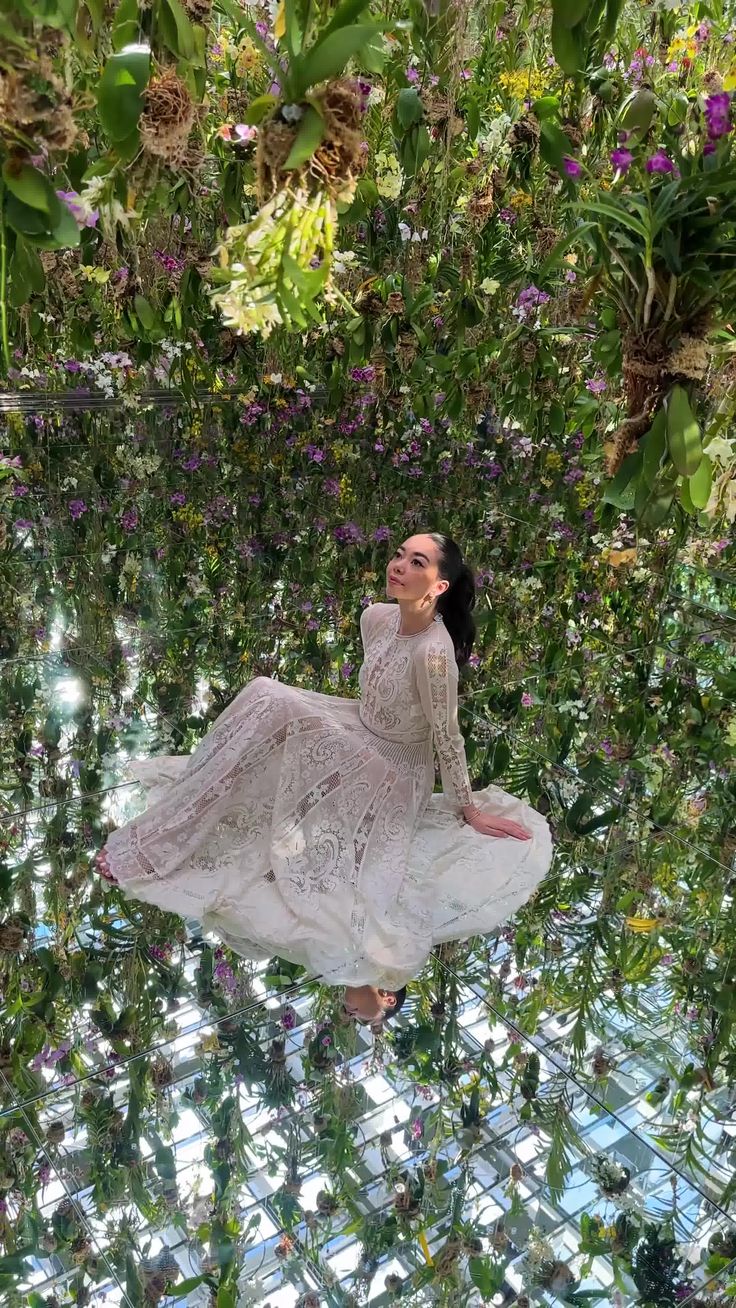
[386,533,448,604]
[343,985,396,1024]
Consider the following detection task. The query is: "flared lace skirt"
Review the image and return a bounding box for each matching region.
[102,677,553,988]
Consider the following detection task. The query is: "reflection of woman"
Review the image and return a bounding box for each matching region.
[96,532,553,1026]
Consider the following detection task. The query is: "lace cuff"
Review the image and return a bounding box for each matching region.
[415,644,473,808]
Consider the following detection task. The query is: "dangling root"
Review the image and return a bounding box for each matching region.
[605,410,654,476]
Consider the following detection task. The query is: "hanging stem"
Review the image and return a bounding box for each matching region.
[0,185,11,376]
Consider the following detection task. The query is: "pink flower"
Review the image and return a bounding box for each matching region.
[563,155,582,179]
[705,91,732,140]
[646,149,674,174]
[610,147,634,172]
[521,692,533,707]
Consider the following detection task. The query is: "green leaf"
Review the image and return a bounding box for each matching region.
[465,97,480,140]
[167,1276,208,1297]
[618,87,656,135]
[33,203,81,251]
[292,22,386,97]
[687,453,712,510]
[549,402,565,435]
[401,123,431,177]
[243,94,279,125]
[396,87,423,130]
[531,94,561,119]
[320,0,372,39]
[469,1256,504,1298]
[358,32,386,75]
[640,409,666,489]
[5,195,53,238]
[539,119,574,170]
[603,0,625,39]
[282,251,328,296]
[577,805,620,834]
[2,162,57,214]
[581,197,649,239]
[537,221,594,277]
[679,475,696,516]
[552,0,589,27]
[550,16,584,76]
[161,0,196,60]
[602,449,642,509]
[97,48,150,142]
[640,480,677,527]
[8,237,45,307]
[134,293,155,328]
[667,90,689,126]
[84,0,105,32]
[282,105,325,169]
[111,0,139,50]
[0,15,29,48]
[667,384,702,477]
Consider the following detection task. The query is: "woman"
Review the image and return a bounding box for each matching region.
[95,532,553,1024]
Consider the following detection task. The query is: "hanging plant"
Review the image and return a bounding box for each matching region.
[209,0,387,334]
[573,84,735,527]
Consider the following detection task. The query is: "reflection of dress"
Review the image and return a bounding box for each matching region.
[103,603,553,989]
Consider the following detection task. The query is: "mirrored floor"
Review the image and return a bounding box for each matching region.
[2,406,735,1305]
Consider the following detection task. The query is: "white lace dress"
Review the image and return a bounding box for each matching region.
[102,602,553,988]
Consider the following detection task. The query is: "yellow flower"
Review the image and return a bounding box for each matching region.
[197,1032,221,1054]
[236,36,261,77]
[498,68,546,102]
[602,547,637,568]
[80,265,110,284]
[545,451,563,470]
[510,189,533,209]
[667,35,697,61]
[173,506,205,529]
[625,916,660,933]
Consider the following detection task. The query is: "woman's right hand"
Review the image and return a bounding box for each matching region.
[463,804,532,840]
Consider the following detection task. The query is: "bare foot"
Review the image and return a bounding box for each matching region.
[94,849,117,883]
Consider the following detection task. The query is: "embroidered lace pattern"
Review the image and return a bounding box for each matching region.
[101,600,553,988]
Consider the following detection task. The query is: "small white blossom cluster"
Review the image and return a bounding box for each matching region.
[374,150,404,200]
[477,112,512,163]
[114,447,163,478]
[78,175,139,238]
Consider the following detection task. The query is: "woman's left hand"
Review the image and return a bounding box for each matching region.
[463,805,532,840]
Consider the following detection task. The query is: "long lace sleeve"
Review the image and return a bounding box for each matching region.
[360,602,388,650]
[415,642,473,809]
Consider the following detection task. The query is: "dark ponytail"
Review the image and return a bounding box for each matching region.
[429,533,477,668]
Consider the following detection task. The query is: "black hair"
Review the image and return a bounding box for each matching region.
[428,533,477,668]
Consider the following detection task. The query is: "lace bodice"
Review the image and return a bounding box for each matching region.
[358,602,473,808]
